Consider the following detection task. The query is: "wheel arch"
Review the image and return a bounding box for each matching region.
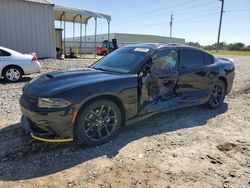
[74,94,126,125]
[218,76,228,93]
[2,64,24,76]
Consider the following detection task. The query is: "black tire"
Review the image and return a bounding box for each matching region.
[207,79,226,108]
[3,66,23,82]
[75,99,122,146]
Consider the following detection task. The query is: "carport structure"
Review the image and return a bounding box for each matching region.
[54,4,111,57]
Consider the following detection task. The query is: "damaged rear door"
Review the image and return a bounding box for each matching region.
[139,48,179,115]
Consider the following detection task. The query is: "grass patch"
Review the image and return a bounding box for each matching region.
[210,50,250,56]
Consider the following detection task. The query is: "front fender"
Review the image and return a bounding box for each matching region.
[58,76,139,120]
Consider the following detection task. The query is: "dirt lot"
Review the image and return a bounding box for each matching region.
[0,56,249,188]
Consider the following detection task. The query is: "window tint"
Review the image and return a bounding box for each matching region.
[151,49,177,75]
[204,52,214,65]
[180,49,203,69]
[93,47,148,73]
[0,50,11,56]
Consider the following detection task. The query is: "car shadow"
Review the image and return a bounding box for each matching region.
[0,103,228,181]
[0,77,32,84]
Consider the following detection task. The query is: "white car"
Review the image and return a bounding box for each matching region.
[0,46,41,82]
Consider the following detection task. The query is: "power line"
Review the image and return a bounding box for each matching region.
[86,0,217,28]
[176,12,219,22]
[173,0,218,14]
[86,2,249,33]
[225,8,250,12]
[87,8,248,32]
[109,0,218,26]
[90,11,222,31]
[112,0,198,23]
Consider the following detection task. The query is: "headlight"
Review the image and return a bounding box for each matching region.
[38,98,71,108]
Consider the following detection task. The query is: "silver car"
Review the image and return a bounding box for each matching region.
[0,46,41,82]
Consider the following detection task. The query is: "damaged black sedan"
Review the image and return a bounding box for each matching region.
[20,43,235,145]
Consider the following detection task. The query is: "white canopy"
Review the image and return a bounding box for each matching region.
[54,4,111,24]
[53,4,111,57]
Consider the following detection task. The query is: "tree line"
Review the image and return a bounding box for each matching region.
[185,42,250,51]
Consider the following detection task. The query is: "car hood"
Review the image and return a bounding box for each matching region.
[23,68,134,97]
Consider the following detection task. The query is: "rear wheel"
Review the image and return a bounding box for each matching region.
[207,79,226,108]
[75,99,122,146]
[3,66,23,82]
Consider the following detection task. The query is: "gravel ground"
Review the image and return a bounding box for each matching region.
[0,56,249,188]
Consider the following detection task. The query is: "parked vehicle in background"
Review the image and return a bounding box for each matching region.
[20,43,235,146]
[0,46,41,82]
[96,39,118,55]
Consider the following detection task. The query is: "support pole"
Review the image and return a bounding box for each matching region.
[59,12,65,51]
[73,22,75,51]
[80,15,83,58]
[85,23,87,56]
[169,14,173,42]
[60,20,63,49]
[216,0,224,52]
[63,13,66,56]
[94,17,97,58]
[107,20,110,53]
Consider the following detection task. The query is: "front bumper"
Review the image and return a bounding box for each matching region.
[20,95,75,142]
[21,116,73,142]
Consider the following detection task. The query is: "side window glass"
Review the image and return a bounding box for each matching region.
[204,52,214,65]
[180,49,203,69]
[0,50,11,56]
[151,49,177,75]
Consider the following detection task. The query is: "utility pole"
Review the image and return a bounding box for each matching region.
[216,0,224,52]
[170,14,173,42]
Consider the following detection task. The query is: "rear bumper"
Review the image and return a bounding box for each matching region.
[23,61,41,75]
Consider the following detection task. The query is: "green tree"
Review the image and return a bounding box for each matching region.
[185,41,201,48]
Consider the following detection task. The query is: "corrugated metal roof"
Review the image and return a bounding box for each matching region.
[24,1,111,24]
[54,4,111,24]
[25,0,52,5]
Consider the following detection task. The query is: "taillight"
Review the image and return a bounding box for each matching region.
[32,56,38,62]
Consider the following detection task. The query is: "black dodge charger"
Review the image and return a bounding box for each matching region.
[20,43,235,145]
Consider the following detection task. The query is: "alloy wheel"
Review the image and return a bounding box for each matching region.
[209,81,225,107]
[84,105,118,142]
[6,68,21,81]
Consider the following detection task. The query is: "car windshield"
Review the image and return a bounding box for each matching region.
[92,47,150,73]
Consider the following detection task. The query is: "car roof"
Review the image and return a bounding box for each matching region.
[0,46,23,56]
[124,43,208,53]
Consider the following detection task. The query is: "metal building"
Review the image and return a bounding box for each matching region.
[0,0,55,58]
[0,0,111,58]
[65,33,186,53]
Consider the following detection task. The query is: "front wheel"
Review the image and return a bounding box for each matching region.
[207,79,226,108]
[75,99,122,146]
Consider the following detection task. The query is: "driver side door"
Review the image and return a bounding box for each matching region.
[139,48,179,115]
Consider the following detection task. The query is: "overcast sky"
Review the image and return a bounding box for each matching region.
[51,0,250,45]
